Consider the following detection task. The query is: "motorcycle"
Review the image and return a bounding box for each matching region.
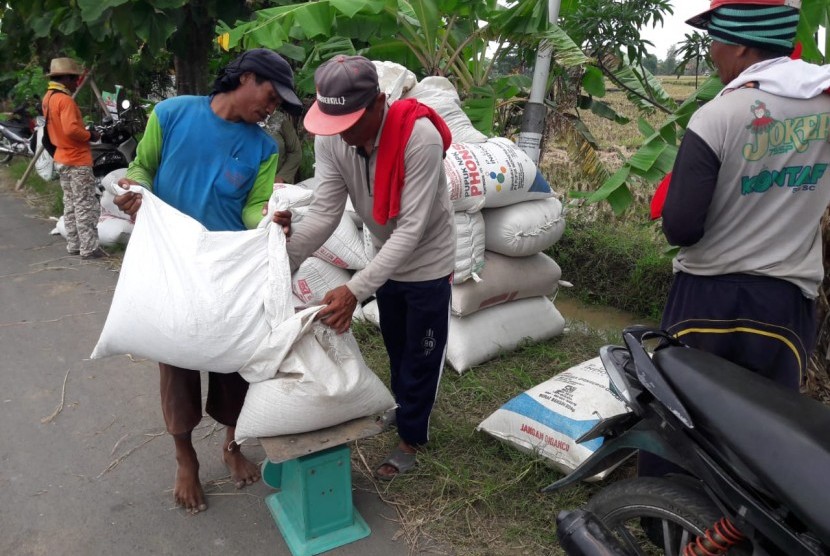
[90,98,145,178]
[0,101,39,164]
[1,97,144,181]
[547,326,830,556]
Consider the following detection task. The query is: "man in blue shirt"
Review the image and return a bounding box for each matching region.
[114,49,302,514]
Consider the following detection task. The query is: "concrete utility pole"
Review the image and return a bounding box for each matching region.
[517,0,562,165]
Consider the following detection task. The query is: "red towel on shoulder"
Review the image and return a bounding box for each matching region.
[373,98,452,225]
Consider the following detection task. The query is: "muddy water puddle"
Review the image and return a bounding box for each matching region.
[554,294,658,335]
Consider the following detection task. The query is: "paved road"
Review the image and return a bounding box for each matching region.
[0,183,431,556]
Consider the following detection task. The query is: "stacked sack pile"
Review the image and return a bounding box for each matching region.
[50,168,135,248]
[360,62,568,373]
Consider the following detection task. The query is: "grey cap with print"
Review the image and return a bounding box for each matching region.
[303,55,380,136]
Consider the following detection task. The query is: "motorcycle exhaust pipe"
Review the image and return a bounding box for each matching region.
[556,510,631,556]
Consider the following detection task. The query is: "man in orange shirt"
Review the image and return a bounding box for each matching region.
[43,57,106,259]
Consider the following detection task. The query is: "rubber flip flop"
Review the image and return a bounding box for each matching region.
[375,447,417,481]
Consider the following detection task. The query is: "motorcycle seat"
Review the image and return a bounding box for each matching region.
[653,346,830,545]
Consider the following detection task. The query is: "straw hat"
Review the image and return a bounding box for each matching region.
[48,57,84,77]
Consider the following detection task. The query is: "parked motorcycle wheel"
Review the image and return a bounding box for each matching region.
[585,477,748,555]
[0,135,13,164]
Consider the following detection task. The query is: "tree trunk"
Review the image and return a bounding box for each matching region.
[172,0,214,96]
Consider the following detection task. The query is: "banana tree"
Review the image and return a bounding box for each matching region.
[587,0,830,215]
[217,0,540,135]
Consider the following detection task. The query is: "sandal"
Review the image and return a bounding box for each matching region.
[375,447,417,481]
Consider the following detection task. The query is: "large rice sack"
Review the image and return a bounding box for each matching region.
[91,187,292,373]
[292,257,352,305]
[452,252,561,316]
[404,76,488,144]
[293,208,369,270]
[374,60,417,102]
[483,197,565,257]
[447,296,565,373]
[444,138,554,210]
[453,211,485,284]
[477,357,630,480]
[235,306,396,442]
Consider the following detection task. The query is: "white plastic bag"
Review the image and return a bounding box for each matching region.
[477,357,630,480]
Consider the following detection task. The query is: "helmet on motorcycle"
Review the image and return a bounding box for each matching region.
[47,57,84,77]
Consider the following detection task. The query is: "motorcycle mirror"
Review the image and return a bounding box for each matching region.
[121,99,131,110]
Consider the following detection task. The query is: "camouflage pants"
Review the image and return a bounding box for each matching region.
[57,164,100,256]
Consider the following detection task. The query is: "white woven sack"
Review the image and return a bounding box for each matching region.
[91,187,292,373]
[97,214,134,246]
[49,213,133,246]
[272,182,313,207]
[235,305,396,442]
[477,357,630,480]
[445,138,554,210]
[452,252,561,316]
[292,257,352,305]
[483,197,566,257]
[312,212,369,270]
[453,211,485,284]
[446,296,565,373]
[404,76,488,144]
[373,60,417,102]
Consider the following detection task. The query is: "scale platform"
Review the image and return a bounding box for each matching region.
[259,413,391,556]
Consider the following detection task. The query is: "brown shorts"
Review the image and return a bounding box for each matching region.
[159,363,249,436]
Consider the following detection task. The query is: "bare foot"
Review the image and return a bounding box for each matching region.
[172,437,207,514]
[224,428,260,489]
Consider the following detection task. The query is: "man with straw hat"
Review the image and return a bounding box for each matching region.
[43,57,106,259]
[659,0,830,392]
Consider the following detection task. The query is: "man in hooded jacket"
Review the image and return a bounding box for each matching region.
[660,0,830,392]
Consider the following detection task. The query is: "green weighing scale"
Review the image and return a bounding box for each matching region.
[259,412,392,556]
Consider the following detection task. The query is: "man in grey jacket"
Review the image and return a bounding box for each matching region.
[271,55,455,479]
